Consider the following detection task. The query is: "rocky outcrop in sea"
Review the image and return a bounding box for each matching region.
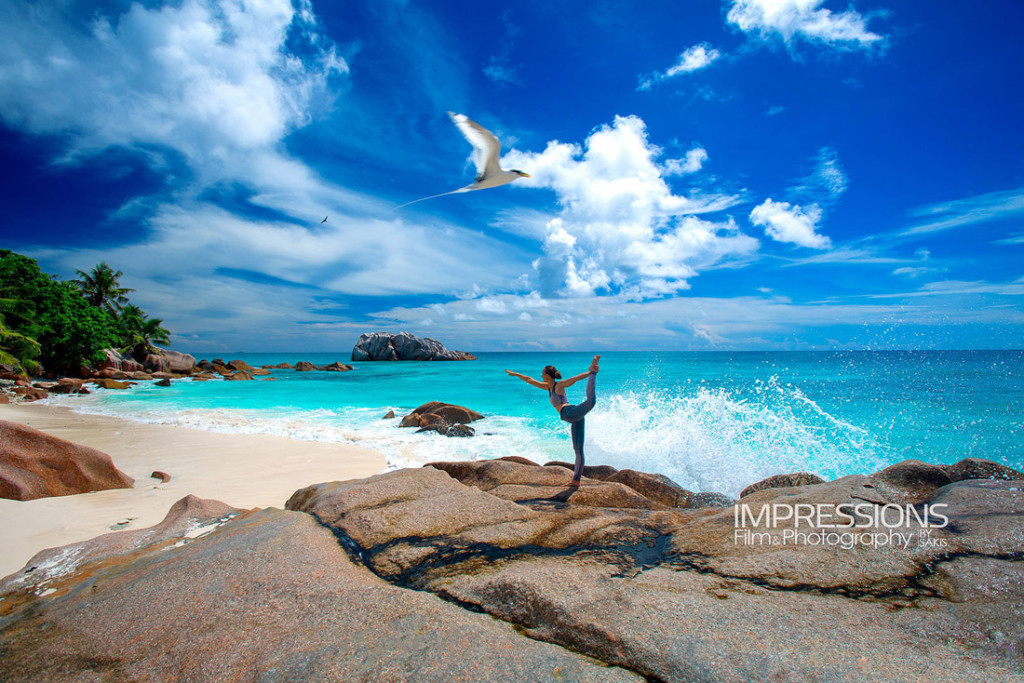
[352,332,476,361]
[399,401,485,437]
[1,457,1022,681]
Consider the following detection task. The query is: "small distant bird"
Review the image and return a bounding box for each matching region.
[321,216,328,224]
[396,111,530,209]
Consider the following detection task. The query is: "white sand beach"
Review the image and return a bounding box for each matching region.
[0,403,388,578]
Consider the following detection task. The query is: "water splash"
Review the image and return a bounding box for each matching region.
[584,378,887,497]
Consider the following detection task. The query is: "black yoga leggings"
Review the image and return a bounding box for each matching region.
[559,372,596,481]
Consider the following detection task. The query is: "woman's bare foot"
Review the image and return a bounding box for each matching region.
[561,480,581,488]
[589,355,601,374]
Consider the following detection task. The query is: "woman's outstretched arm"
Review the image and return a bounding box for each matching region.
[557,371,592,389]
[505,369,547,389]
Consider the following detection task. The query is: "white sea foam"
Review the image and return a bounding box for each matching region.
[46,376,887,497]
[45,392,561,472]
[583,380,886,496]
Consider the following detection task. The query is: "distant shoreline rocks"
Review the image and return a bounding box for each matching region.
[352,332,476,361]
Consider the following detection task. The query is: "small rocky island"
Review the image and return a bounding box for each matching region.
[352,332,476,361]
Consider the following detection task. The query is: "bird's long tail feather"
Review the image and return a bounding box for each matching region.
[395,187,470,210]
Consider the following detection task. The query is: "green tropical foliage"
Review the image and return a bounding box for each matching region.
[0,311,41,371]
[36,282,121,372]
[75,262,135,316]
[119,304,172,355]
[0,250,171,375]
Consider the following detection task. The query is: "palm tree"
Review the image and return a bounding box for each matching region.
[119,304,171,355]
[76,262,134,316]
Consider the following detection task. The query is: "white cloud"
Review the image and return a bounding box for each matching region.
[475,297,509,314]
[788,146,848,205]
[483,63,521,85]
[502,115,756,298]
[782,246,907,266]
[903,188,1024,236]
[870,278,1024,299]
[750,199,831,249]
[993,232,1024,246]
[0,0,345,165]
[370,289,1022,351]
[638,43,722,90]
[812,147,848,199]
[664,147,709,175]
[483,12,523,86]
[0,0,373,229]
[893,267,933,278]
[891,247,941,278]
[668,44,722,75]
[727,0,885,50]
[1,0,547,350]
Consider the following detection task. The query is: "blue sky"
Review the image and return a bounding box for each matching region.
[1,0,1023,352]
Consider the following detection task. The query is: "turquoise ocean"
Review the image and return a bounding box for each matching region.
[45,351,1024,497]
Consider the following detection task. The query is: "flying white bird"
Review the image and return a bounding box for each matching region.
[396,111,530,209]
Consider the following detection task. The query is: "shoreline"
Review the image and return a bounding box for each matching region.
[0,402,388,578]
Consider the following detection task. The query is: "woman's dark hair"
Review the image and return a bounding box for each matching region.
[542,365,561,380]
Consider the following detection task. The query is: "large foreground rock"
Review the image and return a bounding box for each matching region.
[739,471,826,498]
[285,459,1024,682]
[0,497,638,683]
[352,332,476,361]
[0,420,134,501]
[4,457,1022,682]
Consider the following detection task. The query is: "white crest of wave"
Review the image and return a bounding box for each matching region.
[584,379,887,497]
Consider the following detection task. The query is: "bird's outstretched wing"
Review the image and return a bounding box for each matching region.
[448,111,502,180]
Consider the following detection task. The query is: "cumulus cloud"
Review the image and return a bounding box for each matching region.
[750,199,831,249]
[663,147,709,176]
[727,0,885,50]
[502,115,756,298]
[638,43,722,90]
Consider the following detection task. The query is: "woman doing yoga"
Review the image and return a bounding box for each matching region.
[505,355,600,487]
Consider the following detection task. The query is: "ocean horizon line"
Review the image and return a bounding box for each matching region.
[183,348,1024,355]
